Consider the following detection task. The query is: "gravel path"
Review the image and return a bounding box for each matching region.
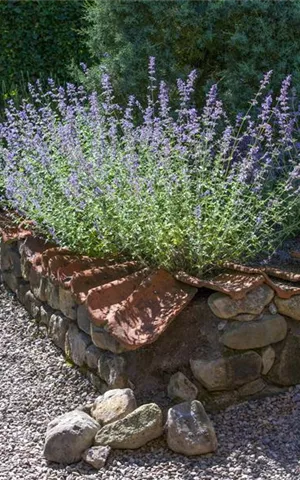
[1,282,300,480]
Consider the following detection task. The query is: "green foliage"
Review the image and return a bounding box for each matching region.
[83,0,300,111]
[0,0,88,107]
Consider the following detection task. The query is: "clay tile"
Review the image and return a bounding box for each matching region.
[41,247,73,275]
[175,271,265,300]
[48,254,80,284]
[56,257,107,289]
[87,268,151,327]
[70,261,142,304]
[106,269,197,350]
[263,275,300,299]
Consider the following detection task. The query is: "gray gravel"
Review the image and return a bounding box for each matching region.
[0,282,300,480]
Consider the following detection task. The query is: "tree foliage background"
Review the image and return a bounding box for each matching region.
[2,0,300,112]
[83,0,300,111]
[0,0,87,104]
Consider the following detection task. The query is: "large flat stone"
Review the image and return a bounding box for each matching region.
[91,324,125,354]
[59,286,77,320]
[45,279,60,310]
[267,332,300,385]
[220,314,287,350]
[48,313,70,351]
[29,265,47,301]
[97,351,128,389]
[190,352,262,391]
[208,285,274,319]
[94,403,163,449]
[65,323,91,366]
[77,303,91,334]
[274,295,300,321]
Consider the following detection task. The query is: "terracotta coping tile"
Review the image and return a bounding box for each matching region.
[262,277,300,299]
[48,255,80,284]
[56,257,109,289]
[41,248,74,275]
[106,269,197,350]
[175,271,265,300]
[21,236,55,268]
[70,261,143,304]
[223,261,300,283]
[86,268,151,327]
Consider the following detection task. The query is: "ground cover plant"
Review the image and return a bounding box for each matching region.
[0,60,300,276]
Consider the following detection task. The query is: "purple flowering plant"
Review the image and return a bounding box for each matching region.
[1,58,300,275]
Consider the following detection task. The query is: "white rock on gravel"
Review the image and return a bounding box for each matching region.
[82,445,111,469]
[91,388,137,425]
[43,410,100,464]
[166,400,218,456]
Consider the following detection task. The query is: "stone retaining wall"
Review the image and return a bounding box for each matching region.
[2,227,300,411]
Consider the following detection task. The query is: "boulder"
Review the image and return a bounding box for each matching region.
[220,314,287,350]
[16,282,30,304]
[82,446,111,469]
[45,280,60,310]
[43,410,100,464]
[190,351,262,391]
[167,372,198,402]
[77,303,91,335]
[95,403,163,449]
[65,323,91,366]
[268,332,300,385]
[29,267,47,301]
[98,351,128,389]
[23,290,42,320]
[59,286,77,320]
[208,285,274,319]
[91,388,137,425]
[237,378,265,397]
[166,400,217,456]
[274,295,300,321]
[91,324,125,354]
[40,304,54,327]
[85,344,102,370]
[232,313,257,322]
[86,371,107,393]
[48,313,70,351]
[261,345,275,375]
[3,271,18,292]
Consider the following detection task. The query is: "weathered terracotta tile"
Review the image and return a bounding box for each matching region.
[48,255,80,284]
[87,268,151,327]
[223,261,300,283]
[20,236,55,272]
[262,277,300,299]
[41,247,73,275]
[175,271,265,300]
[56,257,108,289]
[70,262,142,304]
[107,269,197,350]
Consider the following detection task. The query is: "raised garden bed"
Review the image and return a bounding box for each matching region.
[2,211,300,414]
